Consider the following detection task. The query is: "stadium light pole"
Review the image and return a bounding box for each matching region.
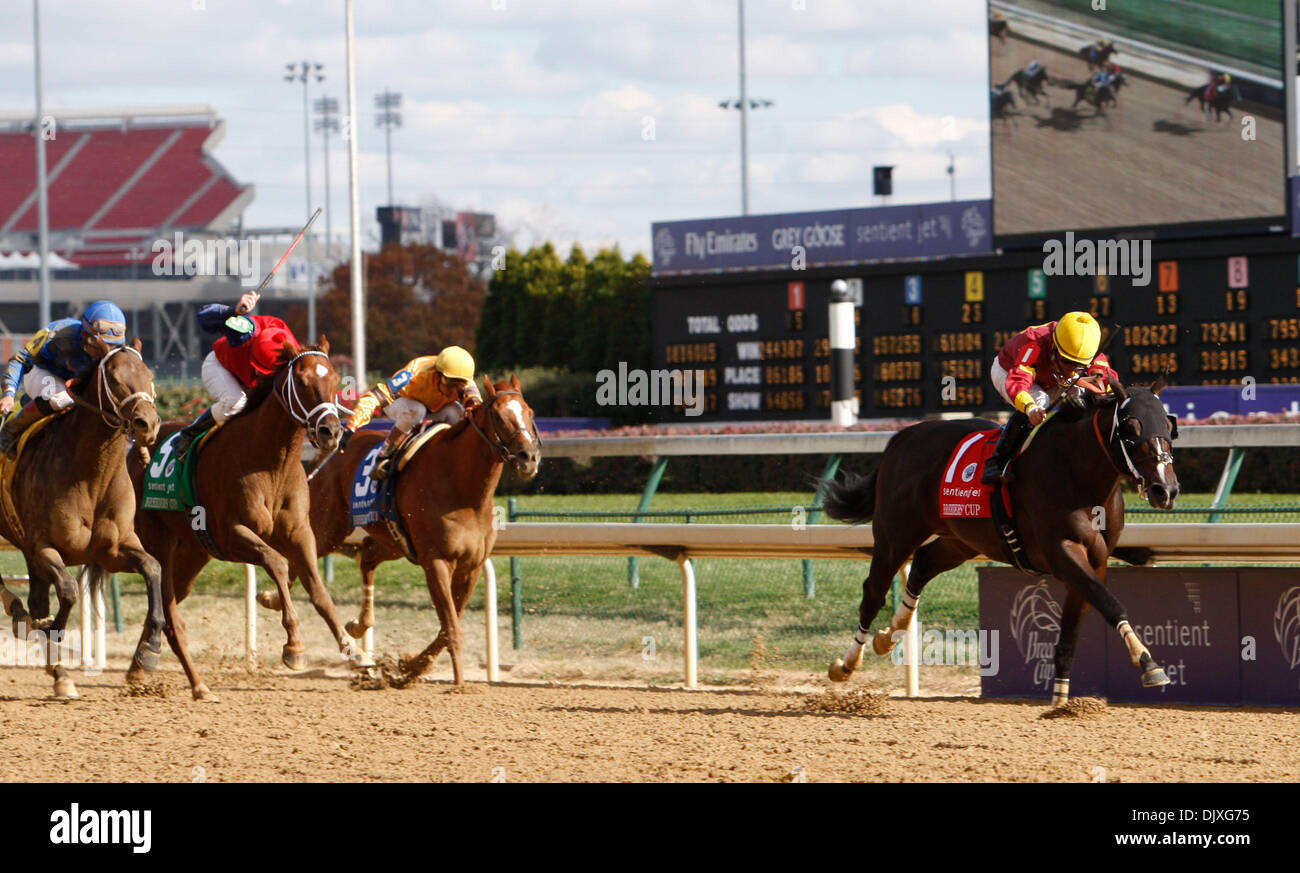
[717,2,772,216]
[313,96,340,258]
[345,0,366,392]
[375,91,401,206]
[32,0,51,326]
[286,60,323,340]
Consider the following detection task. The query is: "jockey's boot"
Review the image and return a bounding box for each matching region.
[980,410,1032,486]
[0,400,49,458]
[172,408,216,461]
[369,427,410,482]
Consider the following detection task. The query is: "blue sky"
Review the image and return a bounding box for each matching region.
[0,0,992,255]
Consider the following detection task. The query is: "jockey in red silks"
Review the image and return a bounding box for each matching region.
[172,290,300,458]
[981,311,1119,485]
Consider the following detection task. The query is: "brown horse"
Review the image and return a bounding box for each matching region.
[0,340,162,698]
[122,338,347,701]
[295,375,540,686]
[823,377,1179,706]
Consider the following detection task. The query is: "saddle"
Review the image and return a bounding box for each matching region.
[349,421,451,564]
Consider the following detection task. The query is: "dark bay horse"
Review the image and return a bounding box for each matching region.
[823,378,1179,706]
[0,340,162,698]
[122,339,346,701]
[1080,41,1116,70]
[1184,82,1238,121]
[298,375,540,686]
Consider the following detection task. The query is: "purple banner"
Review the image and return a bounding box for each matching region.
[1161,385,1300,419]
[651,199,992,276]
[979,567,1300,706]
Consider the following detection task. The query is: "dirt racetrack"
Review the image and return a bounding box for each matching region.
[990,34,1285,234]
[1,664,1296,782]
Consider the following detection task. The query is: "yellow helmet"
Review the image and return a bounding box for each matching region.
[1053,312,1101,365]
[435,345,476,382]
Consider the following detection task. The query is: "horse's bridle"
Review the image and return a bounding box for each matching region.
[467,389,541,464]
[1094,398,1174,498]
[274,350,342,438]
[84,346,156,430]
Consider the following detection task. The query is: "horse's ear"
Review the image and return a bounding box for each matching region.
[1108,375,1128,402]
[131,336,143,353]
[1166,414,1179,441]
[318,334,330,355]
[510,372,521,390]
[281,341,297,361]
[482,375,496,398]
[1150,372,1167,396]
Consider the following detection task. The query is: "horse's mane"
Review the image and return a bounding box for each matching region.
[229,342,327,421]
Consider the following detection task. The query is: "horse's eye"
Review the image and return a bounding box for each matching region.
[1124,418,1141,438]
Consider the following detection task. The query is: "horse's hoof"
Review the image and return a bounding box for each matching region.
[828,658,854,683]
[257,591,283,611]
[872,628,897,656]
[192,683,220,703]
[345,619,368,640]
[282,648,306,671]
[1141,667,1170,688]
[53,676,80,699]
[132,645,161,672]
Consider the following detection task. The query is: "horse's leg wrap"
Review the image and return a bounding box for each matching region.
[829,624,870,682]
[874,588,919,656]
[1118,620,1170,688]
[1051,678,1070,708]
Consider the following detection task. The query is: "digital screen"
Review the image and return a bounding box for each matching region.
[988,0,1286,238]
[652,247,1300,420]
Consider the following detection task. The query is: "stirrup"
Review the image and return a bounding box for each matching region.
[369,456,393,482]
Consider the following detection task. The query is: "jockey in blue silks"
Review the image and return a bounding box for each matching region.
[0,300,128,455]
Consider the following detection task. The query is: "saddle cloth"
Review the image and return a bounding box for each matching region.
[939,429,1014,519]
[348,421,450,528]
[141,426,216,512]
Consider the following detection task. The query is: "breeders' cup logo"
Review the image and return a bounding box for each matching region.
[961,462,977,483]
[960,206,987,249]
[654,227,677,268]
[1274,586,1300,670]
[1010,580,1061,688]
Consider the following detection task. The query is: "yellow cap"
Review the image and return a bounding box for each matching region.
[1053,312,1101,365]
[435,345,476,382]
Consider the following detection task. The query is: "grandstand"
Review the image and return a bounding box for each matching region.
[0,106,323,376]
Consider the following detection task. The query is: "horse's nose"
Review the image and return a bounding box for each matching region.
[1148,482,1173,510]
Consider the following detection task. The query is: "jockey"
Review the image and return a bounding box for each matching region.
[0,300,128,455]
[341,345,482,481]
[1025,59,1044,79]
[171,289,299,459]
[980,312,1119,485]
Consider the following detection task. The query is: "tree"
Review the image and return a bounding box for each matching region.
[288,242,488,376]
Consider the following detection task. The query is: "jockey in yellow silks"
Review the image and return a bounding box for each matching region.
[341,345,482,481]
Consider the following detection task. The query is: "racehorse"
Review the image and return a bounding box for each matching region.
[1008,64,1049,103]
[991,82,1016,120]
[1071,77,1118,113]
[1080,41,1116,70]
[122,338,347,701]
[822,377,1180,707]
[989,13,1008,42]
[299,375,540,687]
[0,340,162,699]
[1184,82,1238,121]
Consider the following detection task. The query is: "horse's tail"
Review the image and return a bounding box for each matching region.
[821,469,878,525]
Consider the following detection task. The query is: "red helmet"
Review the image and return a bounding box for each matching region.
[250,326,297,375]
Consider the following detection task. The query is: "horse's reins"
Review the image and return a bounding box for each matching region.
[273,350,342,434]
[68,346,156,431]
[467,389,541,464]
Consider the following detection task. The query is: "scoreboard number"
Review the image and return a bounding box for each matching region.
[1158,261,1179,292]
[964,272,984,302]
[1227,256,1249,289]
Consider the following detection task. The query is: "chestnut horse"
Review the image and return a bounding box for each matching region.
[122,339,347,701]
[296,375,540,686]
[0,340,162,698]
[822,378,1180,706]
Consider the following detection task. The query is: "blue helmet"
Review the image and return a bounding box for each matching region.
[81,300,127,347]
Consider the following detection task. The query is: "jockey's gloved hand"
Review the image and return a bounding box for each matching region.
[1027,406,1047,426]
[339,426,353,450]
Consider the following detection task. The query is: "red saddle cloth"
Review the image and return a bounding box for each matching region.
[939,429,1014,518]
